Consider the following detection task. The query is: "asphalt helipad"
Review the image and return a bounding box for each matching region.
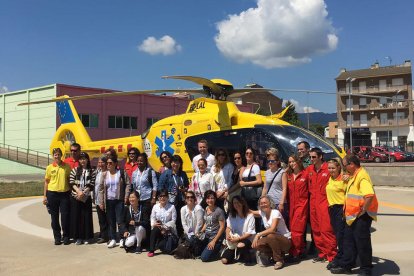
[0,186,413,276]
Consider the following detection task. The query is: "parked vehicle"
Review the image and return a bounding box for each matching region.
[388,147,414,161]
[372,146,406,162]
[349,146,388,163]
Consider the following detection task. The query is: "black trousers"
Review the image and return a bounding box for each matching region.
[149,227,165,252]
[96,204,108,240]
[329,204,345,264]
[338,213,373,274]
[70,197,94,240]
[46,191,70,240]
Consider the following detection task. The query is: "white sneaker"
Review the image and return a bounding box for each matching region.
[107,239,116,248]
[119,239,124,248]
[83,240,89,245]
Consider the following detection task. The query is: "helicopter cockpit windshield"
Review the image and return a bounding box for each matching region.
[184,125,341,170]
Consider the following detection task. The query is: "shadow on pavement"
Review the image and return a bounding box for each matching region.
[372,256,400,276]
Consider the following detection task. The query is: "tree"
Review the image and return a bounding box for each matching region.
[282,100,301,126]
[309,123,325,137]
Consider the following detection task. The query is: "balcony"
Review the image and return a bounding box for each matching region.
[338,84,409,94]
[338,118,409,128]
[340,101,409,112]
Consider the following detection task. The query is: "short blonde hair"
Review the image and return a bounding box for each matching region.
[265,147,279,159]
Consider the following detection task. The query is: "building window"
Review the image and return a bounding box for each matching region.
[392,78,403,86]
[394,111,404,120]
[380,113,388,125]
[79,114,98,128]
[346,114,354,126]
[346,98,353,110]
[146,118,159,128]
[108,116,137,129]
[359,98,367,108]
[360,114,367,126]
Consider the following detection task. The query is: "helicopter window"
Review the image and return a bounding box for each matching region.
[256,125,340,161]
[184,128,286,170]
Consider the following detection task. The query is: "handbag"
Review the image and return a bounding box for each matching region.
[161,232,179,254]
[241,165,262,202]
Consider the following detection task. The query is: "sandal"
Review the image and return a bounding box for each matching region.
[274,261,284,270]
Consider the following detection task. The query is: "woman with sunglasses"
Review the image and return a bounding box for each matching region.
[262,148,289,226]
[94,155,109,244]
[221,195,255,265]
[120,190,150,253]
[190,158,214,206]
[124,147,140,179]
[211,148,233,209]
[98,156,131,248]
[179,190,205,257]
[325,158,347,270]
[158,151,173,174]
[240,147,263,211]
[198,190,226,262]
[69,152,96,245]
[285,154,309,262]
[148,189,177,257]
[159,155,189,236]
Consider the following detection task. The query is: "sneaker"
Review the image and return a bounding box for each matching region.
[274,261,284,270]
[75,239,82,245]
[147,252,154,257]
[313,256,327,263]
[119,239,124,248]
[134,246,142,254]
[83,240,89,245]
[107,239,117,248]
[63,237,70,245]
[330,267,352,274]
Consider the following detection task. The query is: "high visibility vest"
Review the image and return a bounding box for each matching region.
[344,167,378,226]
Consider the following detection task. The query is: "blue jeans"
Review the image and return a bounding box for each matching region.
[200,237,223,262]
[106,199,124,240]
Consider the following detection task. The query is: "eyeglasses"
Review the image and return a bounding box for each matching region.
[234,157,241,160]
[186,196,195,199]
[245,152,253,155]
[159,194,168,198]
[268,160,277,163]
[310,156,318,159]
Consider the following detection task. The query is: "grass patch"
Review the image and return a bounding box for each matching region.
[0,181,44,199]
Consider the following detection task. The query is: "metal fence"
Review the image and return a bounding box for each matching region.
[0,143,51,169]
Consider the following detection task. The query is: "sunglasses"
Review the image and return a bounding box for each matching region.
[310,156,318,159]
[128,152,136,155]
[70,149,79,152]
[159,194,168,198]
[234,157,241,160]
[186,196,195,199]
[161,155,170,159]
[245,152,253,155]
[107,162,114,165]
[268,160,277,163]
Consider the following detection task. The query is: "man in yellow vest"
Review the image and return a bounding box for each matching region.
[331,154,378,276]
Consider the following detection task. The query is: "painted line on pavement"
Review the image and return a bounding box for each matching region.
[375,187,414,192]
[379,201,414,212]
[0,198,52,240]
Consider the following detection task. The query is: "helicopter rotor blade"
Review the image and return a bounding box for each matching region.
[17,89,204,106]
[162,76,224,94]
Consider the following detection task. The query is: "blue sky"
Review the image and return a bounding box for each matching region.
[0,0,412,113]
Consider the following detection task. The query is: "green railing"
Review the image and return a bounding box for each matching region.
[0,143,50,169]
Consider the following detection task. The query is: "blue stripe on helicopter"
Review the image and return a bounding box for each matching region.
[56,101,75,124]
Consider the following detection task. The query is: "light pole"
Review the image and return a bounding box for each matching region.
[395,89,402,147]
[346,77,356,149]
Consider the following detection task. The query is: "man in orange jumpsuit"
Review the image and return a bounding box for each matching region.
[307,148,337,262]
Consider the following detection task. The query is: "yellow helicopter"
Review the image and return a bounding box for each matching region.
[19,76,345,174]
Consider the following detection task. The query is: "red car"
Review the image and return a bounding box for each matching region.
[349,146,388,163]
[372,146,406,162]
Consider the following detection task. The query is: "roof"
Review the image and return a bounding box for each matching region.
[336,65,411,81]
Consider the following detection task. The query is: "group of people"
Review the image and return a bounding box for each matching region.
[43,139,378,275]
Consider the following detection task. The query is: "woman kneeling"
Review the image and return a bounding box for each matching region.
[120,191,150,253]
[252,195,291,270]
[221,196,255,264]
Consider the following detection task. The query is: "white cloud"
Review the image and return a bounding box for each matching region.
[0,84,8,94]
[214,0,338,68]
[138,35,182,56]
[283,99,320,113]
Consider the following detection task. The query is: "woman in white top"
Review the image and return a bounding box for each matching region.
[180,191,204,238]
[148,189,177,257]
[221,195,256,264]
[211,148,233,209]
[240,147,263,211]
[252,195,291,270]
[190,158,214,206]
[94,155,108,244]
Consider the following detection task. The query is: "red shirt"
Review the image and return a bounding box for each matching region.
[64,157,79,169]
[124,162,138,179]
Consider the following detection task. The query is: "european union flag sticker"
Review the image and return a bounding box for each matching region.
[57,101,75,124]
